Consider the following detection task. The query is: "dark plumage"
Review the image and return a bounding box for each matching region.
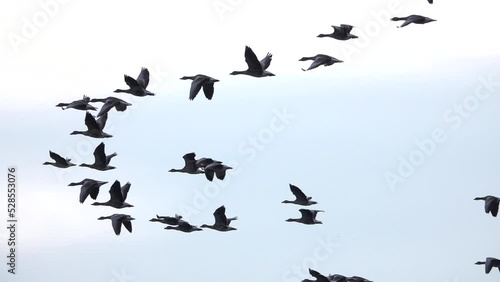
[70,112,112,138]
[55,95,97,111]
[92,180,133,208]
[474,195,500,217]
[68,178,108,203]
[43,151,75,168]
[201,205,238,231]
[79,142,116,171]
[169,152,204,174]
[317,24,358,40]
[230,46,275,77]
[114,67,155,96]
[299,54,343,71]
[282,184,317,206]
[180,75,219,100]
[286,209,323,225]
[391,15,436,28]
[90,97,132,117]
[98,214,135,235]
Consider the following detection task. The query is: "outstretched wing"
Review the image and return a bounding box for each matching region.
[84,112,100,131]
[213,205,229,226]
[93,142,107,166]
[260,53,273,70]
[124,75,140,89]
[136,67,150,88]
[289,184,308,201]
[49,151,67,164]
[244,46,263,72]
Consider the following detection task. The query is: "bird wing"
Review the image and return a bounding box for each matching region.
[290,184,308,201]
[84,112,100,131]
[205,170,215,181]
[136,67,150,88]
[202,83,215,100]
[49,151,67,164]
[260,52,273,70]
[121,182,131,201]
[213,205,229,226]
[96,112,108,130]
[340,24,354,34]
[111,215,123,235]
[182,152,198,169]
[79,184,92,203]
[244,46,263,72]
[122,219,133,233]
[93,142,107,166]
[124,75,140,89]
[109,180,124,203]
[97,99,117,118]
[89,185,100,200]
[307,57,328,71]
[189,75,208,100]
[309,269,327,281]
[299,209,314,221]
[215,169,226,180]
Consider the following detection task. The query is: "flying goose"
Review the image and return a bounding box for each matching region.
[79,142,117,171]
[286,209,324,225]
[204,162,232,181]
[43,151,75,168]
[201,205,238,231]
[282,184,317,206]
[68,178,108,203]
[230,46,275,77]
[327,274,348,282]
[302,268,330,282]
[150,214,185,225]
[92,180,133,208]
[476,257,500,274]
[70,112,112,138]
[98,214,135,235]
[90,97,132,117]
[169,152,204,174]
[165,221,202,232]
[299,54,343,71]
[114,67,155,96]
[391,15,436,28]
[317,24,358,40]
[180,75,219,100]
[474,195,500,217]
[56,95,97,111]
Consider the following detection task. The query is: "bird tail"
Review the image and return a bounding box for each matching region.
[391,17,407,21]
[229,216,238,221]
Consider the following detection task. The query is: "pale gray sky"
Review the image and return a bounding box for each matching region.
[1,0,500,282]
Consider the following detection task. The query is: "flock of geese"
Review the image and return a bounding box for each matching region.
[41,0,499,279]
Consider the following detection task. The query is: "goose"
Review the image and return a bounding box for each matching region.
[98,214,135,235]
[317,24,358,40]
[70,112,112,138]
[150,214,184,225]
[68,178,108,203]
[90,97,132,117]
[474,195,500,217]
[201,205,238,231]
[475,257,500,274]
[302,268,330,282]
[204,162,232,181]
[169,152,204,174]
[80,142,116,171]
[230,46,275,77]
[391,15,436,28]
[164,221,202,232]
[327,274,347,282]
[56,95,97,111]
[286,209,324,225]
[180,75,219,100]
[92,180,133,208]
[299,55,343,71]
[282,184,317,206]
[43,151,75,168]
[114,67,155,96]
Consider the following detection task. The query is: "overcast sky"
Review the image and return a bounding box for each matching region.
[1,0,500,282]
